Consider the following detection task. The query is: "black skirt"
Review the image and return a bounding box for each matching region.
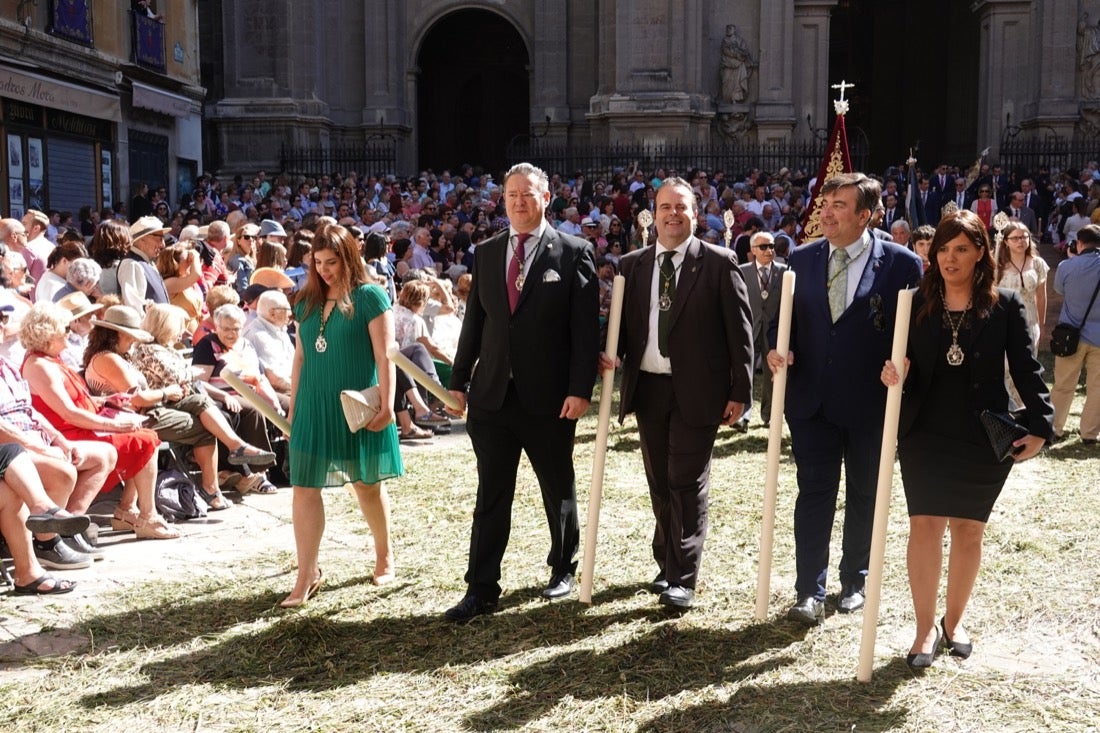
[898,322,1014,522]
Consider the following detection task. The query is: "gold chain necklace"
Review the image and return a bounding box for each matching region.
[940,289,972,366]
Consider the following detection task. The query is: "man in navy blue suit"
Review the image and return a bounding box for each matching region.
[768,173,922,626]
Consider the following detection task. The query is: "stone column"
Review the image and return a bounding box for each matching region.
[792,0,838,141]
[971,0,1074,154]
[1012,0,1089,136]
[367,2,413,169]
[586,0,713,144]
[754,0,797,142]
[533,0,571,141]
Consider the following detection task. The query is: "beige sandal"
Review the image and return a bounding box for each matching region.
[133,514,181,540]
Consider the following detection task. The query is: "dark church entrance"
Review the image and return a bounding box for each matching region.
[829,0,980,172]
[416,10,530,176]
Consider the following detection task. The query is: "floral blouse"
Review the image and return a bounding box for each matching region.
[132,343,196,394]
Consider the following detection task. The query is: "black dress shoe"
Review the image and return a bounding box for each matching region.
[837,584,866,614]
[906,626,942,669]
[732,418,749,433]
[444,594,498,622]
[940,616,973,659]
[658,585,695,609]
[649,572,669,595]
[786,595,824,626]
[542,571,575,600]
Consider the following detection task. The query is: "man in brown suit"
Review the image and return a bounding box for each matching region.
[601,177,754,609]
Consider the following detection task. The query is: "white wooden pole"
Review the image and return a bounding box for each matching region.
[754,269,796,620]
[857,287,914,682]
[579,275,625,604]
[387,347,463,412]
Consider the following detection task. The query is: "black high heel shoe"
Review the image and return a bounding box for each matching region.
[906,626,942,669]
[940,616,973,659]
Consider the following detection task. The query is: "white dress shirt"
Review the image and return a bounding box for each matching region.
[639,241,688,374]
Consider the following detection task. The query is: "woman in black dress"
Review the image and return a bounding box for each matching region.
[881,210,1052,668]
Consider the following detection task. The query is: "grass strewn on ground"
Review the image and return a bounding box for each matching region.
[0,374,1097,732]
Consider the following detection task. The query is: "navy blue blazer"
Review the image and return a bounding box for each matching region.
[898,288,1054,440]
[772,233,923,428]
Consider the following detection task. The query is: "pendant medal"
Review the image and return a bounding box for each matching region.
[515,273,525,292]
[946,343,964,366]
[315,334,328,353]
[658,294,672,311]
[761,290,769,300]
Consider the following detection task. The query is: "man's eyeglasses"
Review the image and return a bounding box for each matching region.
[754,243,776,250]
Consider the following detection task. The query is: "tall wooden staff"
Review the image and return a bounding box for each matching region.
[754,269,796,620]
[857,287,914,682]
[579,275,625,604]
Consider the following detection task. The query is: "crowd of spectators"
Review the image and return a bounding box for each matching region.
[0,155,1097,595]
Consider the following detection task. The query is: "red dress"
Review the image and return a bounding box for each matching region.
[25,352,159,493]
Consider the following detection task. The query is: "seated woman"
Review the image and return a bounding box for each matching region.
[242,290,294,394]
[0,443,77,594]
[56,291,100,370]
[51,257,103,303]
[86,304,275,511]
[192,304,282,494]
[0,353,114,565]
[19,303,178,540]
[192,284,239,346]
[156,244,204,337]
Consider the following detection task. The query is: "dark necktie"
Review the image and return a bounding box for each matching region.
[507,232,531,313]
[921,192,927,205]
[658,251,676,357]
[759,265,770,291]
[1013,207,1020,218]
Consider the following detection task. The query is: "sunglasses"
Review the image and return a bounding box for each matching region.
[240,234,257,240]
[754,243,775,250]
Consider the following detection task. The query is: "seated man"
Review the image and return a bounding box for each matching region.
[0,443,77,594]
[243,289,294,393]
[0,355,115,566]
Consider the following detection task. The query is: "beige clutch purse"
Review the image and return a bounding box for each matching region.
[340,386,382,433]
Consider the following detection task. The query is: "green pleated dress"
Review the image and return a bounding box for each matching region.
[290,284,404,488]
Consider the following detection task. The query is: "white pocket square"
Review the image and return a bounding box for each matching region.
[542,270,562,282]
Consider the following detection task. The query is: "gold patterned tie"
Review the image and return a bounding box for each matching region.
[828,248,849,323]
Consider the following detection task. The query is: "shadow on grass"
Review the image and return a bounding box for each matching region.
[636,657,913,733]
[73,583,675,708]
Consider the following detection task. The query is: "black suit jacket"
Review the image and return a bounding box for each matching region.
[899,288,1053,440]
[617,238,753,427]
[450,225,599,416]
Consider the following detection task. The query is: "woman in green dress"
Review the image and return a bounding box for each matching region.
[283,224,404,608]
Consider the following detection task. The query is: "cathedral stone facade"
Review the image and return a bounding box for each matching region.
[199,0,1100,177]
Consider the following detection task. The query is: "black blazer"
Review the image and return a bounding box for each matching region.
[617,237,754,427]
[450,225,599,416]
[898,288,1053,440]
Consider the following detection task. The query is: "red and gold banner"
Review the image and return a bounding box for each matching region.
[799,113,852,243]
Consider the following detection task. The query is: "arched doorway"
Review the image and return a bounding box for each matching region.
[416,9,530,176]
[829,0,980,170]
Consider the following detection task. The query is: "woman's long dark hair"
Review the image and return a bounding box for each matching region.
[916,209,999,324]
[297,223,367,321]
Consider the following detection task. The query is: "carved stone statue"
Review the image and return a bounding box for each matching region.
[716,111,752,141]
[719,24,756,104]
[1079,13,1100,98]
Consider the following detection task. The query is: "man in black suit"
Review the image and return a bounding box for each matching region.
[602,177,753,609]
[738,231,787,430]
[444,163,599,621]
[928,163,954,195]
[767,173,923,626]
[915,176,942,227]
[1001,191,1039,237]
[948,177,971,213]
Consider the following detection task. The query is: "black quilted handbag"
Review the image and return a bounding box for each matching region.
[978,410,1029,462]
